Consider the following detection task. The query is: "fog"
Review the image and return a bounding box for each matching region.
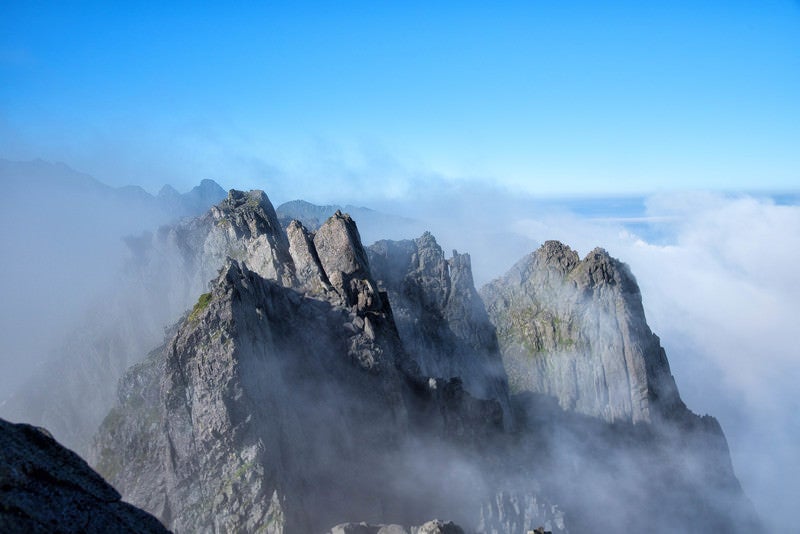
[0,160,796,531]
[0,168,161,396]
[367,187,799,533]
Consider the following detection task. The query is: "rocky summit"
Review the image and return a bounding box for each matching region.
[90,193,503,532]
[2,188,761,533]
[480,240,682,424]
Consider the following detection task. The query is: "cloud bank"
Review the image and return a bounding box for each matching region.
[506,193,800,533]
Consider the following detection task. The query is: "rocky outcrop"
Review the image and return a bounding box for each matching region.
[480,241,682,424]
[91,254,502,532]
[477,242,761,532]
[367,233,511,421]
[315,211,383,312]
[0,417,168,533]
[275,200,420,245]
[88,216,761,533]
[286,220,335,295]
[5,183,760,533]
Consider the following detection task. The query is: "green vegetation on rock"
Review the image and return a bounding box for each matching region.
[189,292,213,322]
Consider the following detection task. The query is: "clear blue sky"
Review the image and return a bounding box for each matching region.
[1,1,798,198]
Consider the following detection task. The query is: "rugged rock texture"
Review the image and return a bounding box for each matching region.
[3,189,301,454]
[87,209,760,534]
[0,417,168,533]
[328,520,465,534]
[286,220,335,295]
[476,242,760,532]
[367,233,511,419]
[477,491,566,534]
[480,240,682,424]
[276,200,420,245]
[91,252,501,532]
[315,211,384,312]
[6,184,759,533]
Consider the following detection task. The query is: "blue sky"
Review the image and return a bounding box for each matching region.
[1,1,798,198]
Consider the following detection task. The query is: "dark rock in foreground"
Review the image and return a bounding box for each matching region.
[0,417,168,534]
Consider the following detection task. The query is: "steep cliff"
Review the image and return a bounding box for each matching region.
[367,233,511,419]
[91,208,503,532]
[480,240,682,424]
[2,189,304,454]
[5,185,759,533]
[477,241,760,532]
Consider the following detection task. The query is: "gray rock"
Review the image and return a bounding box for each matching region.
[477,491,567,533]
[314,210,383,311]
[328,520,464,534]
[286,219,335,296]
[480,240,682,423]
[0,417,169,533]
[367,233,511,425]
[91,258,500,533]
[412,520,465,534]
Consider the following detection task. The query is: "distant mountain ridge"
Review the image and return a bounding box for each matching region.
[0,158,226,218]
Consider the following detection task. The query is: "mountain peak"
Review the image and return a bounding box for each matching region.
[481,243,681,424]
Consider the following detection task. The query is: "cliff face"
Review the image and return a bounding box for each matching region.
[367,233,511,418]
[476,240,760,532]
[0,417,168,534]
[4,187,754,533]
[91,200,503,533]
[480,240,682,424]
[0,188,242,454]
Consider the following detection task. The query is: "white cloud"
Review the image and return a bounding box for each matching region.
[510,192,800,533]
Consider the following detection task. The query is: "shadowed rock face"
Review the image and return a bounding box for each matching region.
[0,189,296,454]
[367,233,511,421]
[91,257,501,532]
[480,240,682,424]
[0,417,168,534]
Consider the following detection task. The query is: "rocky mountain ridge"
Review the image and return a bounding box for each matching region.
[91,244,502,531]
[1,158,226,217]
[85,189,759,533]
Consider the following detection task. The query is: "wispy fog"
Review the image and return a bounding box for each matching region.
[371,188,799,533]
[0,161,203,397]
[0,158,795,531]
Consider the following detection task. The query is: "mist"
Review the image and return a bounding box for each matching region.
[359,187,799,533]
[0,157,795,531]
[0,160,224,411]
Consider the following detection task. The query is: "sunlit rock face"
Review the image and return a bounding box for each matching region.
[480,240,682,424]
[0,417,168,533]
